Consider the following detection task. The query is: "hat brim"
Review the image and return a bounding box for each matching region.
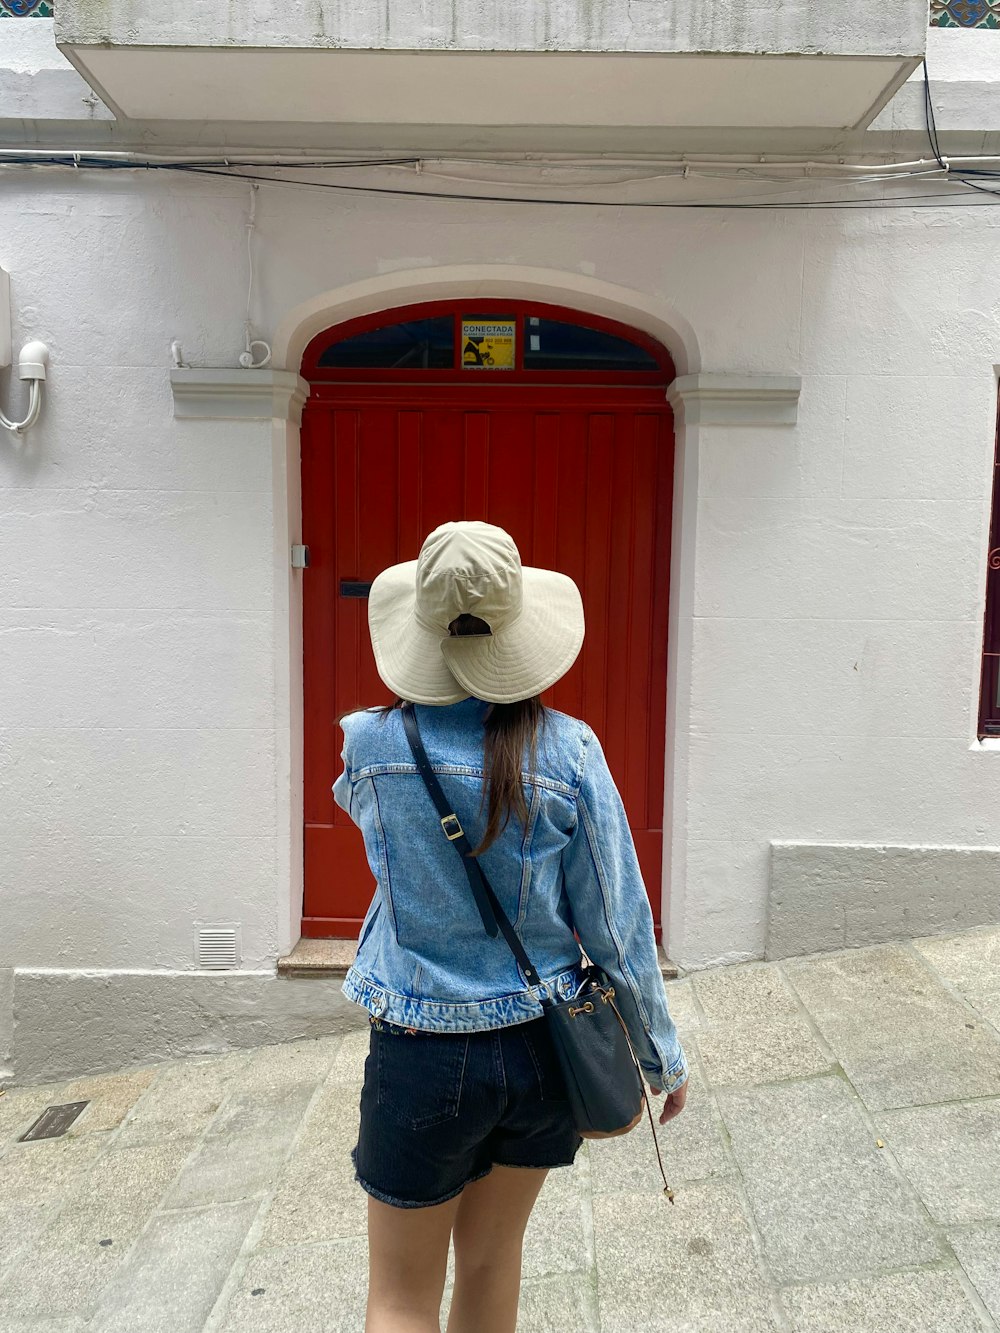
[440,566,585,704]
[367,561,470,705]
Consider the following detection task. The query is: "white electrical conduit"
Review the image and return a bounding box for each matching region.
[1,342,49,434]
[1,377,43,435]
[237,181,271,369]
[3,150,1000,176]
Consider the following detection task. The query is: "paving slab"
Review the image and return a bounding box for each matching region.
[0,1136,198,1320]
[511,1272,601,1333]
[87,1201,259,1333]
[947,1224,1000,1325]
[592,1176,782,1333]
[214,1237,370,1332]
[692,962,803,1023]
[226,1036,343,1094]
[0,1085,68,1146]
[161,1119,304,1211]
[519,1150,592,1282]
[0,1134,110,1281]
[588,1066,730,1195]
[293,1074,361,1149]
[877,1099,1000,1224]
[256,1082,366,1247]
[911,925,1000,1002]
[662,978,707,1034]
[778,1266,991,1332]
[716,1075,944,1284]
[325,1029,370,1086]
[440,1266,600,1333]
[976,991,1000,1036]
[112,1053,255,1145]
[58,1068,158,1136]
[0,1319,88,1332]
[696,1018,833,1088]
[782,945,1000,1111]
[204,1079,317,1140]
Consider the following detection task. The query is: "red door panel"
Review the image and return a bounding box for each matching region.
[303,388,674,941]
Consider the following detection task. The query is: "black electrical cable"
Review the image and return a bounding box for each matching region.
[922,56,1000,197]
[0,153,422,171]
[168,163,1000,207]
[922,58,947,170]
[3,154,998,207]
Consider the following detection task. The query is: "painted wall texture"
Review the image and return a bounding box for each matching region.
[2,25,1000,1081]
[4,170,999,942]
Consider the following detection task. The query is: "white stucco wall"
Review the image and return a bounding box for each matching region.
[2,164,999,1078]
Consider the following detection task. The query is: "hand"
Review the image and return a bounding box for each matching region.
[648,1079,688,1124]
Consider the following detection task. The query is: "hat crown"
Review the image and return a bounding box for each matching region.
[414,521,523,633]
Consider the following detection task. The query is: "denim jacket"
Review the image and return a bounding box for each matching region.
[332,696,688,1094]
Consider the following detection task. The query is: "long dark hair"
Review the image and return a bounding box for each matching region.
[340,613,545,857]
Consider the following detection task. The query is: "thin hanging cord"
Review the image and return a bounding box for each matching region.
[244,181,256,355]
[608,997,677,1205]
[238,182,272,368]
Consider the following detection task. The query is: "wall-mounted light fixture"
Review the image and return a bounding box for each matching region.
[2,342,49,435]
[1,267,49,435]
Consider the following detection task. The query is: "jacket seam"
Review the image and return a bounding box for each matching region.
[353,761,575,795]
[514,783,541,932]
[573,725,594,799]
[577,789,656,1041]
[368,777,398,943]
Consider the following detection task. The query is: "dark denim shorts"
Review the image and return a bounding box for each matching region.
[352,1013,584,1209]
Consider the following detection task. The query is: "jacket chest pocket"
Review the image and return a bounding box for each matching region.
[376,1030,469,1129]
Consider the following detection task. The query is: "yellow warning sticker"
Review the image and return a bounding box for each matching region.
[461,319,516,370]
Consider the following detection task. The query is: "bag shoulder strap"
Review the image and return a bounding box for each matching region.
[400,702,551,1001]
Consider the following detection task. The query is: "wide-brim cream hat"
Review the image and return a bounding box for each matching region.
[367,520,585,705]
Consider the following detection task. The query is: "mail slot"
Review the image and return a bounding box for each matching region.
[340,580,372,598]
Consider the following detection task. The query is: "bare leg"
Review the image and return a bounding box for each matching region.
[365,1191,463,1333]
[446,1165,550,1333]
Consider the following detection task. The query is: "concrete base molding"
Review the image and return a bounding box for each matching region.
[8,970,368,1085]
[766,843,1000,961]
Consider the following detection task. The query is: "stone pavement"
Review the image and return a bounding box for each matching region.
[1,924,999,1332]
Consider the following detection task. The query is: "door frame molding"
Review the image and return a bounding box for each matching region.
[273,266,700,963]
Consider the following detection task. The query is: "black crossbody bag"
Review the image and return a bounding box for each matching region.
[400,702,674,1202]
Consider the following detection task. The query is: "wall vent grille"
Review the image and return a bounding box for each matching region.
[195,925,240,970]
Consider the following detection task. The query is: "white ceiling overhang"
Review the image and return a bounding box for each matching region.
[57,46,922,145]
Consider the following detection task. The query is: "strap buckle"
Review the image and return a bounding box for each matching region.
[440,813,464,841]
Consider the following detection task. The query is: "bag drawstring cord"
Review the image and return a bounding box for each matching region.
[606,995,676,1203]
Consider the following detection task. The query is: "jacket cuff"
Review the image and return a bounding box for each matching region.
[644,1048,689,1094]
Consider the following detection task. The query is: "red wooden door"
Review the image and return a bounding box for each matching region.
[301,303,674,941]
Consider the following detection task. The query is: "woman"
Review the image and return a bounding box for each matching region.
[333,519,689,1333]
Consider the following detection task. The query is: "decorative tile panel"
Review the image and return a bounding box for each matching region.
[930,0,1000,26]
[0,1,54,14]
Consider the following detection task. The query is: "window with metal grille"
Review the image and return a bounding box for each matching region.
[978,383,1000,739]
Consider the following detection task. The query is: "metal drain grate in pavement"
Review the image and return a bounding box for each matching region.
[18,1101,89,1141]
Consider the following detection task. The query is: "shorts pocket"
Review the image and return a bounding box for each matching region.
[521,1021,570,1103]
[376,1030,469,1130]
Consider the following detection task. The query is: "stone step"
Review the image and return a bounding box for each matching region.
[277,937,680,980]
